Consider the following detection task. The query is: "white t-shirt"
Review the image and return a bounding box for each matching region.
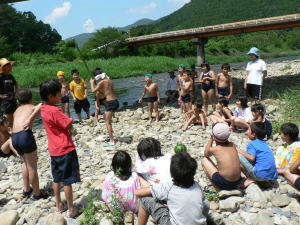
[167,77,177,91]
[246,59,267,85]
[135,154,172,185]
[233,107,253,122]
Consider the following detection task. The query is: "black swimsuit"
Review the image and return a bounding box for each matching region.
[201,71,215,92]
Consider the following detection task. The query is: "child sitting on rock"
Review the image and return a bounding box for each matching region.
[275,123,300,170]
[201,123,242,190]
[249,103,272,139]
[182,103,207,131]
[210,98,233,125]
[11,89,46,199]
[239,122,278,187]
[136,152,209,225]
[102,151,139,215]
[278,157,300,191]
[230,96,253,130]
[138,74,160,123]
[40,79,80,217]
[135,137,172,185]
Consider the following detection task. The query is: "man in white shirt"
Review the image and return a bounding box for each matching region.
[165,71,178,103]
[244,47,267,103]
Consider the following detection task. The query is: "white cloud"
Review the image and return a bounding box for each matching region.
[126,2,158,14]
[168,0,191,7]
[83,19,96,33]
[44,2,72,25]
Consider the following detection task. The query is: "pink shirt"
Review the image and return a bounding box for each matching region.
[41,104,75,156]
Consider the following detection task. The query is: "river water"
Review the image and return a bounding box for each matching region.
[30,55,298,122]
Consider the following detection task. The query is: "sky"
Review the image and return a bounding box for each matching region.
[13,0,191,40]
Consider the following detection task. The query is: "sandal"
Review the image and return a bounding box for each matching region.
[103,142,115,147]
[32,191,49,200]
[22,187,33,198]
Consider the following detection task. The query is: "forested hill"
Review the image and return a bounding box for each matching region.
[154,0,300,31]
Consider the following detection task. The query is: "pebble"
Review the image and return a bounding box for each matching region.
[0,210,19,225]
[271,194,292,207]
[44,213,64,225]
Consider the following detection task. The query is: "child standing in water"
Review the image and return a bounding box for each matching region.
[57,71,70,118]
[216,63,233,99]
[138,74,160,123]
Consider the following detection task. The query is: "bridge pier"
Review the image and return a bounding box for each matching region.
[192,38,208,66]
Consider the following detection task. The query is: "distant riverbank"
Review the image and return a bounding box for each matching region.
[13,50,300,88]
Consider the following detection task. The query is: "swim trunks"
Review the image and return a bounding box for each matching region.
[105,99,119,112]
[147,96,158,103]
[181,94,191,103]
[12,130,37,155]
[218,87,230,97]
[74,98,90,114]
[201,71,215,92]
[61,94,70,104]
[212,172,241,190]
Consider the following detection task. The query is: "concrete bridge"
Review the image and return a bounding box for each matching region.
[127,14,300,66]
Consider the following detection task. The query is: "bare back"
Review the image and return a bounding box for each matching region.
[12,104,36,133]
[210,143,241,181]
[99,79,117,102]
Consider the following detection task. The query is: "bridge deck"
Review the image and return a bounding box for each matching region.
[127,14,300,46]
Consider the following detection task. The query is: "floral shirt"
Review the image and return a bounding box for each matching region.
[275,141,300,169]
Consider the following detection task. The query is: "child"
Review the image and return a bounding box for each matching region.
[69,69,90,122]
[57,71,70,118]
[249,104,272,139]
[0,115,16,157]
[177,64,185,114]
[135,137,172,185]
[92,68,106,122]
[102,151,139,215]
[230,96,253,130]
[136,152,209,225]
[277,157,300,191]
[11,89,46,199]
[182,103,207,131]
[201,123,242,190]
[165,71,178,103]
[239,122,278,187]
[40,79,80,217]
[215,63,233,99]
[138,74,160,123]
[179,70,193,115]
[210,98,233,125]
[275,123,300,169]
[199,63,216,115]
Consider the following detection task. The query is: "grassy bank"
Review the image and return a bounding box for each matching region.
[13,50,300,88]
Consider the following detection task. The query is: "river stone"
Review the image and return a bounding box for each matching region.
[218,189,242,198]
[24,208,41,225]
[256,212,274,225]
[99,217,113,225]
[0,161,7,173]
[219,198,240,212]
[271,194,291,207]
[240,211,257,224]
[0,210,19,225]
[245,184,267,202]
[44,213,64,225]
[210,201,219,210]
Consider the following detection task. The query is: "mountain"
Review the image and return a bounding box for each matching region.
[66,18,154,46]
[154,0,300,31]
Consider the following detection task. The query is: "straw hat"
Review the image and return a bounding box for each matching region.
[0,58,15,73]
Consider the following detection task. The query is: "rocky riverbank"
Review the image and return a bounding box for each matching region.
[0,59,299,225]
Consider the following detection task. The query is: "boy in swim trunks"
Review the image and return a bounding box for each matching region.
[69,69,90,122]
[57,71,70,118]
[210,98,233,125]
[138,74,160,123]
[90,74,119,147]
[12,89,47,199]
[201,123,241,190]
[179,70,193,117]
[40,79,80,216]
[177,64,185,115]
[92,68,106,122]
[216,63,233,99]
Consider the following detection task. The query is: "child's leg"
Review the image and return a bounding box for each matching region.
[60,103,65,114]
[202,90,208,115]
[210,115,223,124]
[148,102,153,122]
[137,206,150,225]
[279,169,300,189]
[64,184,77,217]
[66,102,71,118]
[201,157,218,180]
[23,151,40,196]
[94,100,99,122]
[208,89,216,112]
[239,154,256,187]
[154,101,159,122]
[232,117,249,129]
[53,182,64,212]
[182,115,196,131]
[104,111,114,143]
[21,158,30,193]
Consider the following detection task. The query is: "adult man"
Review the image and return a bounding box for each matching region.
[0,58,18,127]
[90,73,119,147]
[165,71,178,103]
[244,47,267,104]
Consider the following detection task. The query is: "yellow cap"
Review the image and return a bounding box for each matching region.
[0,58,15,73]
[57,71,65,77]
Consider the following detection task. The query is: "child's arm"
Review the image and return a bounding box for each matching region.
[156,84,160,103]
[215,75,219,96]
[135,187,152,197]
[23,103,42,130]
[204,136,214,157]
[199,113,206,129]
[205,71,216,82]
[228,76,233,99]
[289,158,300,174]
[239,150,255,162]
[138,86,146,103]
[90,79,103,93]
[181,81,192,92]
